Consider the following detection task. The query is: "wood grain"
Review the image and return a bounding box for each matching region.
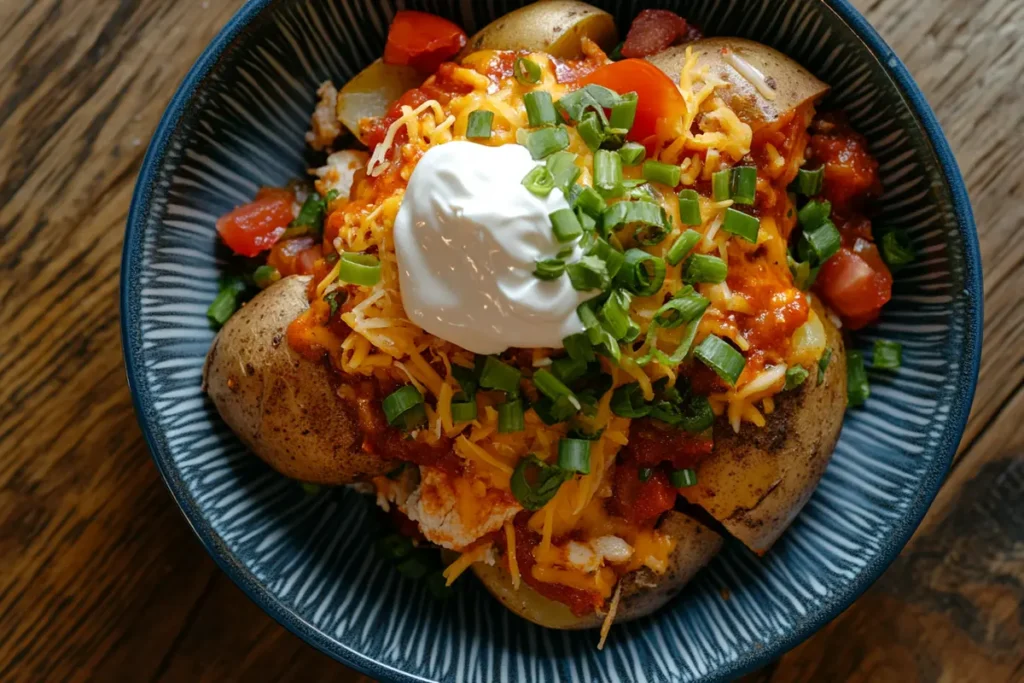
[0,0,1019,681]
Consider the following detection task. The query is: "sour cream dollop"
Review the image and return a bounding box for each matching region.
[394,141,594,355]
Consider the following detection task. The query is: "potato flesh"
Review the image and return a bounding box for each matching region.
[336,59,422,143]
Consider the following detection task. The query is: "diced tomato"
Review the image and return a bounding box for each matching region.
[383,10,467,73]
[611,462,677,526]
[579,59,687,148]
[215,188,294,257]
[808,114,881,211]
[621,9,690,58]
[815,239,892,329]
[267,236,322,277]
[623,419,714,471]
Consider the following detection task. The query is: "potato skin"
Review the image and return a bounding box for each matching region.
[336,59,423,144]
[202,275,396,484]
[683,307,847,554]
[646,37,829,130]
[460,1,618,60]
[472,511,722,630]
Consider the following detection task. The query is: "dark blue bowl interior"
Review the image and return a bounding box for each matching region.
[121,1,981,681]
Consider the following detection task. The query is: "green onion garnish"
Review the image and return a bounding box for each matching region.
[847,349,870,407]
[597,289,633,340]
[577,301,603,344]
[642,160,681,187]
[533,368,576,403]
[513,57,541,84]
[207,276,247,327]
[666,228,702,266]
[286,191,328,238]
[602,201,669,245]
[522,166,555,197]
[577,111,605,151]
[608,92,637,131]
[546,152,581,194]
[510,454,570,510]
[873,340,902,370]
[466,110,494,139]
[721,208,760,243]
[676,393,714,433]
[797,199,831,230]
[712,169,732,201]
[793,167,824,196]
[557,438,592,474]
[324,290,345,317]
[730,166,757,205]
[382,385,427,429]
[818,347,833,386]
[563,331,596,363]
[550,356,588,384]
[594,149,624,198]
[376,533,414,559]
[638,467,653,482]
[479,356,522,395]
[451,400,478,423]
[396,554,430,579]
[881,229,916,270]
[617,249,666,296]
[787,252,820,291]
[573,185,607,217]
[524,91,557,127]
[802,219,841,265]
[670,468,698,488]
[784,366,809,391]
[252,265,281,290]
[682,253,728,284]
[498,399,525,432]
[534,258,566,280]
[550,208,583,243]
[652,288,709,328]
[610,383,651,418]
[617,142,646,166]
[566,255,611,291]
[339,252,382,286]
[525,126,570,159]
[677,189,702,226]
[694,334,746,386]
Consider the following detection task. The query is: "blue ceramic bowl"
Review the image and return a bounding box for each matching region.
[121,1,982,680]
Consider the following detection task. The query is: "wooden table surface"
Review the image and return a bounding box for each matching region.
[1,0,1021,681]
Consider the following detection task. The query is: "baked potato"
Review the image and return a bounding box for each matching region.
[460,0,618,60]
[682,305,847,555]
[646,37,829,130]
[472,511,723,629]
[336,59,423,143]
[202,275,395,484]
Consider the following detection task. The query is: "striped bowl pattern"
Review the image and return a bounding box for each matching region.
[121,0,982,681]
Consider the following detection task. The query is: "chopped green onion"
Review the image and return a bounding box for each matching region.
[563,331,596,363]
[818,347,833,386]
[525,126,570,159]
[451,400,478,423]
[609,92,637,131]
[881,229,916,270]
[584,235,624,277]
[722,208,760,243]
[513,57,541,84]
[466,110,494,139]
[694,334,746,386]
[522,166,555,196]
[534,258,566,280]
[616,249,666,296]
[730,166,757,205]
[847,349,870,407]
[396,554,430,579]
[610,383,651,418]
[287,191,328,238]
[498,400,525,432]
[666,228,702,265]
[801,219,841,265]
[787,252,820,291]
[622,320,641,343]
[602,200,662,236]
[551,356,588,384]
[784,366,809,390]
[594,149,624,198]
[712,169,732,201]
[797,199,831,230]
[576,208,597,233]
[873,340,903,370]
[557,438,592,474]
[324,290,346,317]
[207,276,247,327]
[253,265,281,289]
[638,467,653,482]
[550,208,583,243]
[652,289,709,328]
[577,301,603,345]
[524,91,557,127]
[677,189,702,226]
[382,385,426,429]
[376,533,414,559]
[338,252,382,286]
[577,111,605,151]
[642,160,681,187]
[573,185,607,217]
[510,454,570,510]
[676,393,714,432]
[682,253,728,284]
[566,255,611,291]
[793,167,824,196]
[546,152,581,194]
[452,364,478,398]
[533,369,575,403]
[617,142,646,166]
[670,468,698,488]
[597,289,632,340]
[479,356,521,394]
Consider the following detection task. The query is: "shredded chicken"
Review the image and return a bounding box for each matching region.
[305,81,342,151]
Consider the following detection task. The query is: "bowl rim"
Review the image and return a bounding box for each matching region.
[120,0,982,680]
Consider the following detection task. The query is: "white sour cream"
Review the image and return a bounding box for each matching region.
[394,141,595,355]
